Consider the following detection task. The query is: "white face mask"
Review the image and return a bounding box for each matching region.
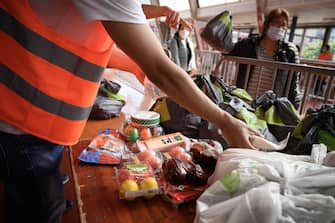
[178,29,190,40]
[266,26,285,41]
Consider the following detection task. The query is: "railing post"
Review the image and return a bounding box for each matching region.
[255,66,264,97]
[324,76,334,104]
[312,74,319,96]
[300,72,313,115]
[271,68,279,90]
[284,70,294,97]
[234,62,240,86]
[244,64,251,90]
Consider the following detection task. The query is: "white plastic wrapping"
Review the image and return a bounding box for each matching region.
[194,149,335,223]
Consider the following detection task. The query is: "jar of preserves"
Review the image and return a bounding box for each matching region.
[123,111,164,143]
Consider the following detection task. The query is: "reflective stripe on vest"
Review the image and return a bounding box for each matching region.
[1,7,103,83]
[0,1,114,145]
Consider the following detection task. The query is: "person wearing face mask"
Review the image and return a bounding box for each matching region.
[168,24,197,74]
[229,8,300,108]
[319,44,332,61]
[314,44,332,94]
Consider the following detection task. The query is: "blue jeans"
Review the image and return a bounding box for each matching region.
[0,132,66,223]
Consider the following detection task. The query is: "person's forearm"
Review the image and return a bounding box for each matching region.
[141,4,169,19]
[148,56,233,129]
[103,21,232,130]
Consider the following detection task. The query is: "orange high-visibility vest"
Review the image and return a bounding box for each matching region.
[0,1,114,145]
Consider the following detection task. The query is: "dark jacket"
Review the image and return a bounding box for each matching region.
[229,34,300,108]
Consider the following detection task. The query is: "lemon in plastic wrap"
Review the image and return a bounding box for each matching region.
[120,179,139,200]
[140,177,158,199]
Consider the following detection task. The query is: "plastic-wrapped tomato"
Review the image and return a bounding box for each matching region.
[138,150,155,161]
[169,146,185,157]
[147,156,162,169]
[123,124,134,136]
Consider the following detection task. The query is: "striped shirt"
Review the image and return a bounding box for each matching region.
[247,45,276,98]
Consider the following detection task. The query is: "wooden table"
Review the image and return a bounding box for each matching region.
[0,114,198,223]
[70,115,197,223]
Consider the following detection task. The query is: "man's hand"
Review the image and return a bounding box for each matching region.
[142,4,192,30]
[220,115,262,149]
[164,6,192,30]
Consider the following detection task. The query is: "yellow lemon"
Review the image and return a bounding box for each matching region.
[140,177,158,199]
[120,179,139,200]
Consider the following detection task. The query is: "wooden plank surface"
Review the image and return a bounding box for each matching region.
[61,146,82,223]
[71,140,196,223]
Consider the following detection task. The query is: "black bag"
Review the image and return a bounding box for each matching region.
[200,11,234,53]
[285,105,335,155]
[89,79,125,120]
[252,91,300,141]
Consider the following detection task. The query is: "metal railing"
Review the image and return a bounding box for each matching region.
[195,49,222,74]
[195,49,335,114]
[300,58,335,69]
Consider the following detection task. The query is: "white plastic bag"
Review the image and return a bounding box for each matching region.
[195,183,281,223]
[195,149,335,223]
[139,76,166,110]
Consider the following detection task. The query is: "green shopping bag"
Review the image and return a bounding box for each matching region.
[287,105,335,154]
[200,11,234,53]
[252,91,300,141]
